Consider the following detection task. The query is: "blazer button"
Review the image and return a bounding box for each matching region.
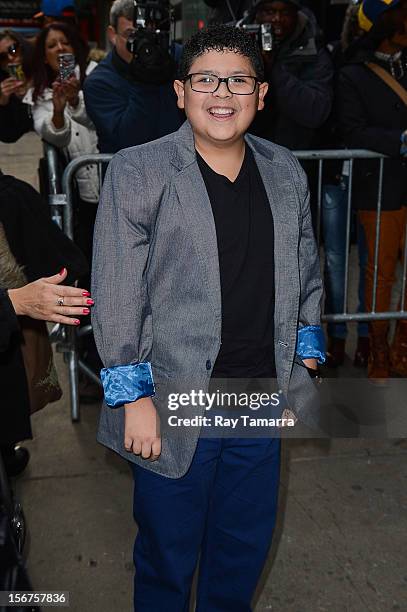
[206,360,212,371]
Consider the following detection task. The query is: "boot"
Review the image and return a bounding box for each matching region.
[325,337,345,368]
[354,336,370,368]
[390,321,407,377]
[368,332,390,382]
[1,445,30,477]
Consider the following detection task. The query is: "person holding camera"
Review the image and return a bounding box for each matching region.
[0,30,33,143]
[249,0,334,150]
[83,0,183,154]
[24,22,99,207]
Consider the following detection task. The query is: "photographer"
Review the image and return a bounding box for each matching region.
[249,0,334,150]
[83,0,183,154]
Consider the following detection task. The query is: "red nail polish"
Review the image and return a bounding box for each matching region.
[74,319,80,325]
[82,291,90,297]
[83,308,90,314]
[59,267,66,275]
[86,299,94,305]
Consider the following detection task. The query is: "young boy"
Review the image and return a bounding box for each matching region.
[92,24,324,611]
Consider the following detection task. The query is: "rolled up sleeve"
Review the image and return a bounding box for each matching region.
[293,158,326,364]
[91,152,156,406]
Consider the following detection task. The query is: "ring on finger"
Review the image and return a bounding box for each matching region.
[56,297,64,307]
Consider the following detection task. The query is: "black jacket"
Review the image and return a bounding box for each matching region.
[251,11,334,150]
[0,172,88,283]
[0,288,31,446]
[0,173,88,445]
[0,70,32,144]
[336,51,407,211]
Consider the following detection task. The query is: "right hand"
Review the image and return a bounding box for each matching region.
[7,267,93,324]
[52,80,67,114]
[124,397,161,461]
[0,77,24,106]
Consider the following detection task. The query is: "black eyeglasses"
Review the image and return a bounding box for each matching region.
[183,73,260,95]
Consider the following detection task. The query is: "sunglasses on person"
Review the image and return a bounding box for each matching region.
[0,42,20,62]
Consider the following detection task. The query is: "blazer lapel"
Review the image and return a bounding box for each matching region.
[171,122,221,318]
[247,136,300,334]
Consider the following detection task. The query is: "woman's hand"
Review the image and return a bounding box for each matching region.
[124,397,161,461]
[7,268,94,325]
[51,81,67,127]
[0,76,24,106]
[62,76,80,108]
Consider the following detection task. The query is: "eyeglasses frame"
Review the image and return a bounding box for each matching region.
[182,73,261,95]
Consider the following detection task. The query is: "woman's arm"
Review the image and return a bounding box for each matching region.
[66,86,95,130]
[29,86,72,148]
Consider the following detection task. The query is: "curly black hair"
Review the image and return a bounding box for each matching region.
[178,25,265,82]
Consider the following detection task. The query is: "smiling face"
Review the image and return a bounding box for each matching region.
[174,50,268,150]
[45,28,74,73]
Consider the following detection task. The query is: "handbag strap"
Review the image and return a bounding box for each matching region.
[366,62,407,106]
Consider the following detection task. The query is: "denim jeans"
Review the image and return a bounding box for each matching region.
[322,176,368,339]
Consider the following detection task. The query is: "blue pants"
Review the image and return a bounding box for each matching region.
[130,437,281,611]
[322,177,368,339]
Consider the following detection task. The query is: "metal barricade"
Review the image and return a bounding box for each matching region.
[51,149,406,422]
[295,149,407,323]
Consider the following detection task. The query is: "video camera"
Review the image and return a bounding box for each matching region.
[126,0,176,84]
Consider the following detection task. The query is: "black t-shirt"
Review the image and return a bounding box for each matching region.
[197,146,276,378]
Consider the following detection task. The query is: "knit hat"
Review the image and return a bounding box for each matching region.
[358,0,401,32]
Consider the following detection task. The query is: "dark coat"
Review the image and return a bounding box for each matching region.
[336,52,407,211]
[0,70,32,144]
[250,11,334,150]
[0,275,31,446]
[0,173,88,445]
[0,172,88,284]
[83,50,184,154]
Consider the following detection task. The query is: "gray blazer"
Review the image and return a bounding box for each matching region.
[91,120,323,478]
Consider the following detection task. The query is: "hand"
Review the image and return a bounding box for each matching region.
[124,397,161,461]
[7,267,94,325]
[13,80,28,99]
[61,76,80,108]
[52,80,67,115]
[0,77,24,106]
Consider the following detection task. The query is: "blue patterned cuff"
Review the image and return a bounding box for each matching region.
[296,325,326,364]
[100,362,155,408]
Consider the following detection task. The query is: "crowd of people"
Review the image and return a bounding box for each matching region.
[0,0,406,479]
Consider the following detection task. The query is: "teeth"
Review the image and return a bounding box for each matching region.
[209,108,234,115]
